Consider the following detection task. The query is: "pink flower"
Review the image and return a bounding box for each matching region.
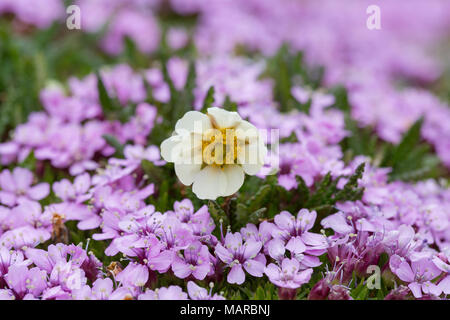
[265,258,313,289]
[215,232,265,285]
[0,168,49,207]
[172,241,212,280]
[187,281,225,300]
[138,286,187,300]
[390,255,442,298]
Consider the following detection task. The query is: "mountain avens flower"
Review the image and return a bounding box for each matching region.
[160,107,267,200]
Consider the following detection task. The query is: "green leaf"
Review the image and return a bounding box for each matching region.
[157,180,169,211]
[246,184,271,212]
[234,203,249,227]
[334,162,365,202]
[295,175,310,205]
[223,95,238,112]
[96,72,116,113]
[391,117,424,166]
[351,275,366,298]
[248,207,267,224]
[208,200,229,226]
[355,286,369,300]
[19,151,36,171]
[102,134,124,158]
[201,86,215,113]
[141,159,165,184]
[380,118,442,181]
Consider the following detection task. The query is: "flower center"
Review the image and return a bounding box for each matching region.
[202,128,240,166]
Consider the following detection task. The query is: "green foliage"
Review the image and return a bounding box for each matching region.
[223,96,238,112]
[18,151,37,172]
[380,118,442,181]
[351,277,368,300]
[264,44,323,113]
[333,86,444,182]
[96,73,136,123]
[333,86,379,159]
[162,57,197,126]
[96,72,116,113]
[0,24,43,138]
[208,200,229,227]
[102,134,125,158]
[200,86,215,112]
[277,164,366,226]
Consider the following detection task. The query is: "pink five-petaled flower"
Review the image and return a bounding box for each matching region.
[265,258,313,289]
[0,168,49,207]
[214,232,265,285]
[52,173,91,203]
[432,250,450,295]
[72,278,133,300]
[168,199,215,237]
[4,265,47,299]
[172,241,212,280]
[271,209,327,267]
[390,255,442,298]
[187,281,225,300]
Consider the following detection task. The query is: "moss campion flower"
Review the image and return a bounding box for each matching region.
[160,107,267,200]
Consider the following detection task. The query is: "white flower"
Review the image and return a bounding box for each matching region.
[160,107,267,200]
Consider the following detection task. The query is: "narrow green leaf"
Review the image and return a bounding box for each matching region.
[201,86,215,113]
[96,72,116,113]
[102,134,124,158]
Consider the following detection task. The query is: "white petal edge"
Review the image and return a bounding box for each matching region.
[222,165,245,197]
[160,135,183,163]
[174,163,202,186]
[192,166,227,200]
[175,111,212,134]
[237,140,267,175]
[207,107,242,129]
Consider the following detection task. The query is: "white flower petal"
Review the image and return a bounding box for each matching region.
[177,134,203,165]
[222,165,245,196]
[241,162,263,176]
[192,166,227,200]
[175,111,212,134]
[235,120,259,141]
[174,163,202,186]
[207,107,241,129]
[160,135,183,162]
[237,140,267,175]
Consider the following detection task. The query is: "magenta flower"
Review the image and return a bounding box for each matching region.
[4,265,47,299]
[115,262,149,288]
[172,241,212,280]
[0,168,49,207]
[390,255,442,298]
[0,226,50,250]
[25,244,101,283]
[433,251,450,295]
[53,173,91,203]
[241,221,273,246]
[167,28,189,50]
[138,286,187,300]
[187,281,225,300]
[327,285,353,300]
[168,200,215,238]
[155,217,194,252]
[265,258,313,289]
[270,209,327,268]
[72,278,133,300]
[215,232,265,285]
[0,247,27,288]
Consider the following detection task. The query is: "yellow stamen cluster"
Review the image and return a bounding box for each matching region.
[202,128,240,166]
